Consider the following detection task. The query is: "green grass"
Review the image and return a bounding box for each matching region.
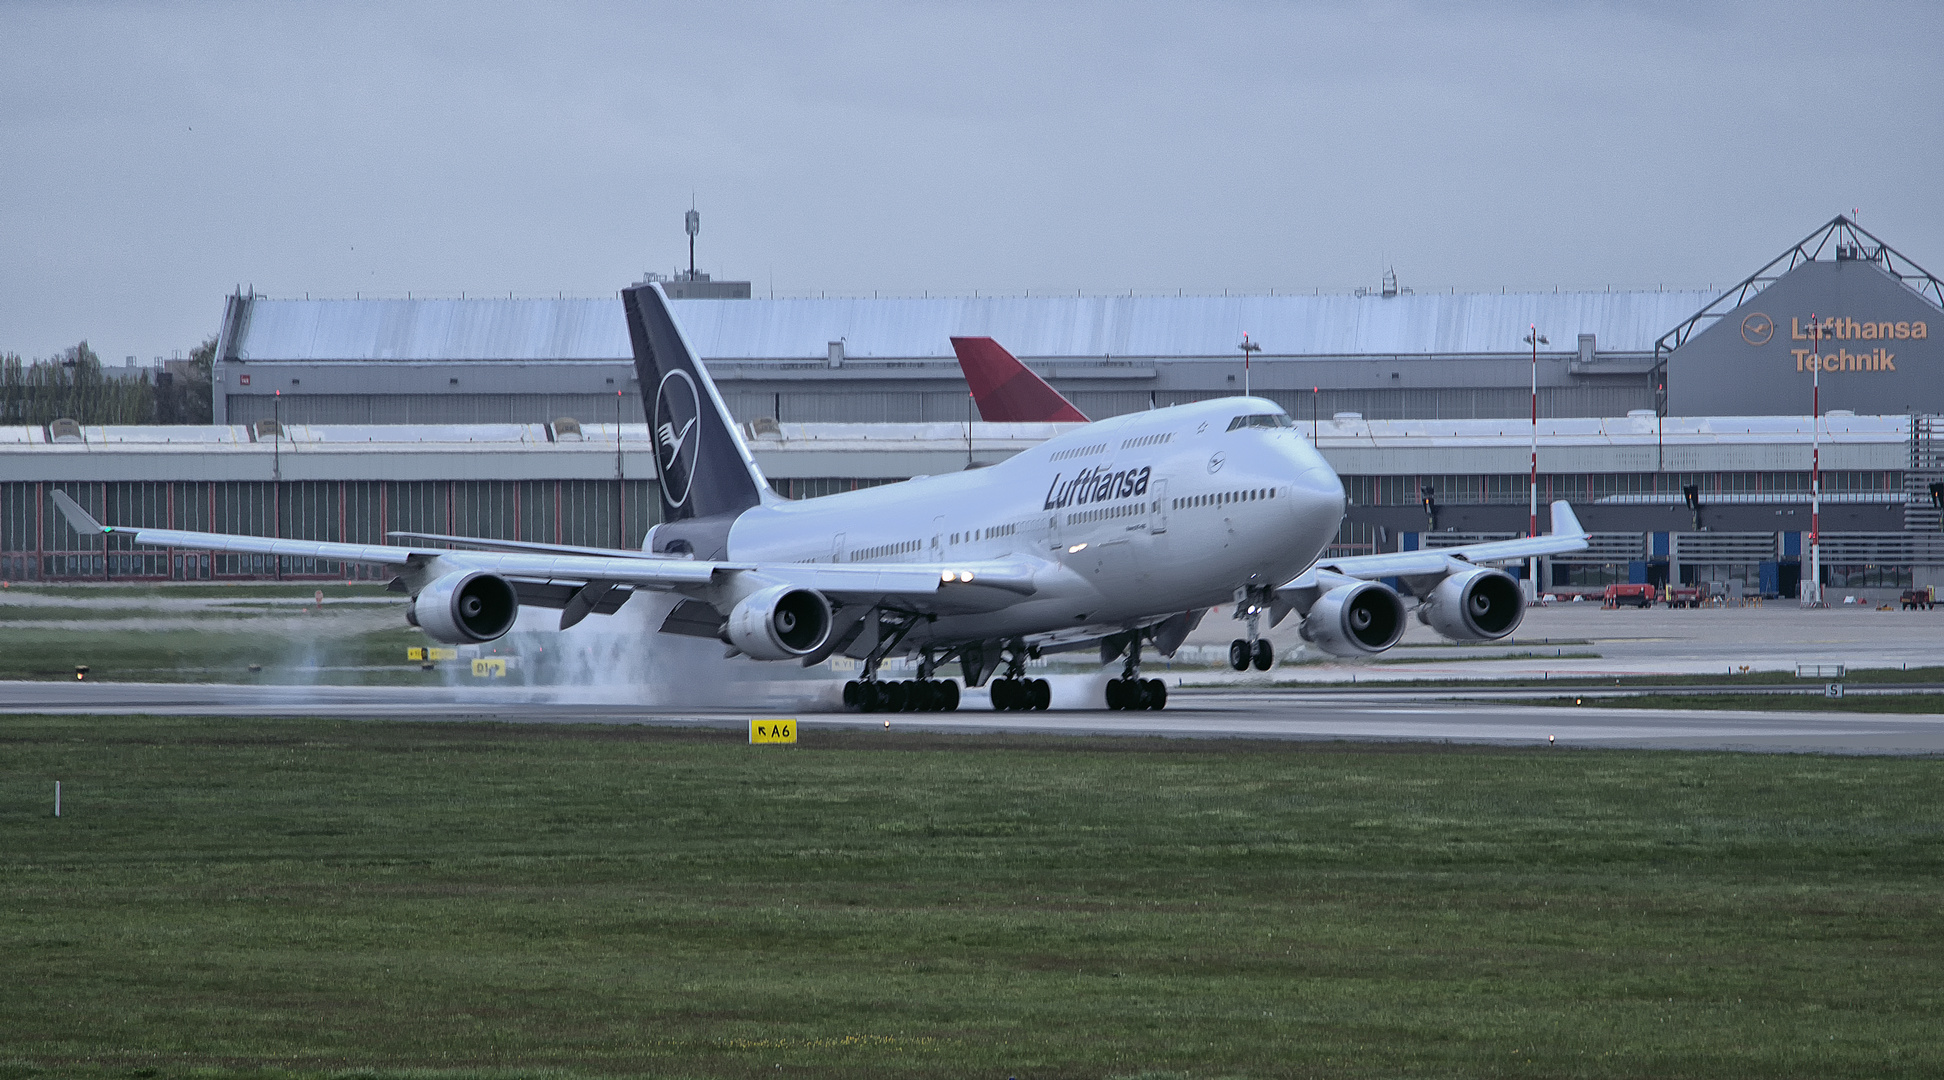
[0,583,434,683]
[3,718,1941,1078]
[1524,692,1944,714]
[0,626,434,682]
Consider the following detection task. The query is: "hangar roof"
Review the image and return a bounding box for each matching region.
[0,415,1908,482]
[226,289,1714,363]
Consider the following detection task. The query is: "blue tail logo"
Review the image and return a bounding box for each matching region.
[654,369,701,509]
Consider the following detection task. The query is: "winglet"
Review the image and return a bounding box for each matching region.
[1549,500,1584,538]
[949,337,1088,423]
[50,490,108,535]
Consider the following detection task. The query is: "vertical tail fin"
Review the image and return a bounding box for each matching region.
[622,283,769,522]
[949,337,1089,423]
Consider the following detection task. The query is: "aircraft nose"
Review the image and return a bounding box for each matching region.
[1289,464,1345,521]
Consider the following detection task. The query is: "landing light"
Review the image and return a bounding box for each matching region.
[1067,543,1087,554]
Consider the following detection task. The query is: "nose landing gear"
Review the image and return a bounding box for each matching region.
[1230,585,1275,671]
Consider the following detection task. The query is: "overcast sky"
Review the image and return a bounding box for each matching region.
[3,0,1939,364]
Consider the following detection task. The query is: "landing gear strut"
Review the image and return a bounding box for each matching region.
[989,639,1050,711]
[1105,632,1167,710]
[1230,585,1275,671]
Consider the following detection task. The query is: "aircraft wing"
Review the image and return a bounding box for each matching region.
[1296,500,1588,583]
[50,491,1037,612]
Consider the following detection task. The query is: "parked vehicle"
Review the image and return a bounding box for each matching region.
[1902,587,1937,611]
[1665,585,1706,609]
[1603,583,1656,609]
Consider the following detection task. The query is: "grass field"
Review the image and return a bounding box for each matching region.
[3,717,1941,1078]
[0,583,437,683]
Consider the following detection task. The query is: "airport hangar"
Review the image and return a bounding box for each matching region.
[3,217,1942,600]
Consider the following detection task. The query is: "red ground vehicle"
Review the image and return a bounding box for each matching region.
[1665,585,1705,608]
[1603,583,1656,609]
[1903,588,1937,610]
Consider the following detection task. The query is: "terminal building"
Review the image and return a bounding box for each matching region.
[4,217,1941,599]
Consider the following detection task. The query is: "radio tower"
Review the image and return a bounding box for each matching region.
[685,204,700,280]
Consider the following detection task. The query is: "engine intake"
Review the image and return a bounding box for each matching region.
[407,571,519,644]
[1300,581,1405,656]
[726,584,832,660]
[1416,567,1524,641]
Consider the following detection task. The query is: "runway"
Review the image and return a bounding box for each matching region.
[4,680,1940,755]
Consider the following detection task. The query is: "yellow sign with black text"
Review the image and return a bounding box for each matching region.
[749,718,797,744]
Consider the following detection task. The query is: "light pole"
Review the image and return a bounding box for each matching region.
[1238,334,1261,397]
[1804,314,1825,607]
[615,390,625,549]
[1523,326,1548,599]
[272,390,282,580]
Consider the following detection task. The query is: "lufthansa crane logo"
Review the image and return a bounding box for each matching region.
[654,369,701,508]
[1741,312,1774,346]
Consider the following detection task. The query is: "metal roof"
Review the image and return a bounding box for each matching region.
[233,299,630,362]
[1,414,1903,450]
[675,291,1716,360]
[228,290,1715,363]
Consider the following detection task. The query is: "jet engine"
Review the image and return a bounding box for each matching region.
[1416,567,1524,641]
[407,571,519,644]
[1299,581,1406,656]
[726,584,832,660]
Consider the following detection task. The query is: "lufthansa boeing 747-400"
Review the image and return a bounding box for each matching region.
[52,284,1587,712]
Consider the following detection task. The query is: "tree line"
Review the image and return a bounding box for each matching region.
[0,337,214,427]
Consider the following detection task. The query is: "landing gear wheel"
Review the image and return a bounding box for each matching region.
[1104,679,1125,710]
[937,679,960,712]
[1134,679,1154,710]
[1229,639,1250,671]
[1145,678,1167,710]
[1252,639,1274,671]
[843,680,861,709]
[857,682,878,712]
[907,680,933,711]
[991,678,1015,711]
[1028,678,1051,711]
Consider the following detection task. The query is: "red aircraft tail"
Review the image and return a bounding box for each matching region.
[949,337,1089,423]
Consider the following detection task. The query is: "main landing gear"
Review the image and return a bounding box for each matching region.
[1229,585,1275,671]
[842,678,959,712]
[989,677,1050,711]
[843,649,960,713]
[990,640,1049,711]
[1105,633,1167,711]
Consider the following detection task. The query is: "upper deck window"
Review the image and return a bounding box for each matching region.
[1227,413,1294,431]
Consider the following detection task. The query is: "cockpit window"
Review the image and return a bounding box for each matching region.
[1227,413,1295,431]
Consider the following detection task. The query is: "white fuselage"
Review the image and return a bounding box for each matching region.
[722,398,1346,652]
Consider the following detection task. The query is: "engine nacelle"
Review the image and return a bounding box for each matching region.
[1300,581,1406,656]
[1416,567,1525,641]
[725,584,832,660]
[407,571,519,644]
